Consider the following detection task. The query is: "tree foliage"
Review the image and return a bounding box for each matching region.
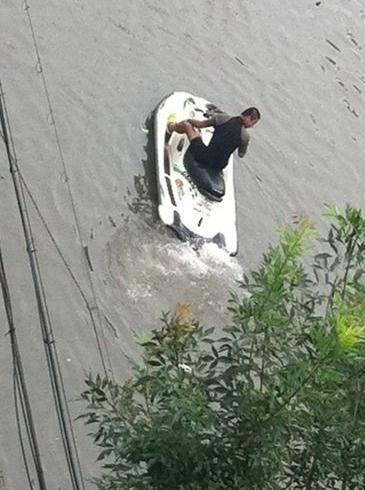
[80,205,365,489]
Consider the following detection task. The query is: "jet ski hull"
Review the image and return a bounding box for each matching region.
[154,91,238,255]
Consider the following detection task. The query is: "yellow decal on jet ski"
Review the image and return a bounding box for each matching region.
[175,179,184,198]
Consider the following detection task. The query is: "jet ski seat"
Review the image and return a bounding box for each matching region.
[184,146,225,202]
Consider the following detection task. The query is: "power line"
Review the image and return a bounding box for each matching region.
[22,0,113,380]
[0,82,85,490]
[20,173,114,372]
[0,244,48,490]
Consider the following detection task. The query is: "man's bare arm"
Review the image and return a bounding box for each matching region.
[188,118,214,128]
[238,145,247,158]
[238,133,250,158]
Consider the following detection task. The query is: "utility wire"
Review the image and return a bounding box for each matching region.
[19,173,113,377]
[0,244,47,490]
[0,82,85,490]
[22,0,113,380]
[0,81,101,358]
[13,371,36,490]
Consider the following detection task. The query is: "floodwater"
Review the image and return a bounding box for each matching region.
[1,0,365,487]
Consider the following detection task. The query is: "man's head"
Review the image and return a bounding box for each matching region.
[240,107,261,128]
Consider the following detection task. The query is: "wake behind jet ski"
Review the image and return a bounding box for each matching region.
[154,92,260,255]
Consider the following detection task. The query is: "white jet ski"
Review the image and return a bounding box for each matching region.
[154,91,238,256]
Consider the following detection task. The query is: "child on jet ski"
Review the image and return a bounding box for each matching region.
[167,107,260,171]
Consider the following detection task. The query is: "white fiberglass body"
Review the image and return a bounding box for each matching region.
[154,91,238,255]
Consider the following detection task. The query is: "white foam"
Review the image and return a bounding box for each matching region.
[126,283,153,300]
[149,241,243,281]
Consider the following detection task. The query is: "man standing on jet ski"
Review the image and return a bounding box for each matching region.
[167,107,260,171]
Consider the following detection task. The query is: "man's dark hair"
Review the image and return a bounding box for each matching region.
[241,107,261,120]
